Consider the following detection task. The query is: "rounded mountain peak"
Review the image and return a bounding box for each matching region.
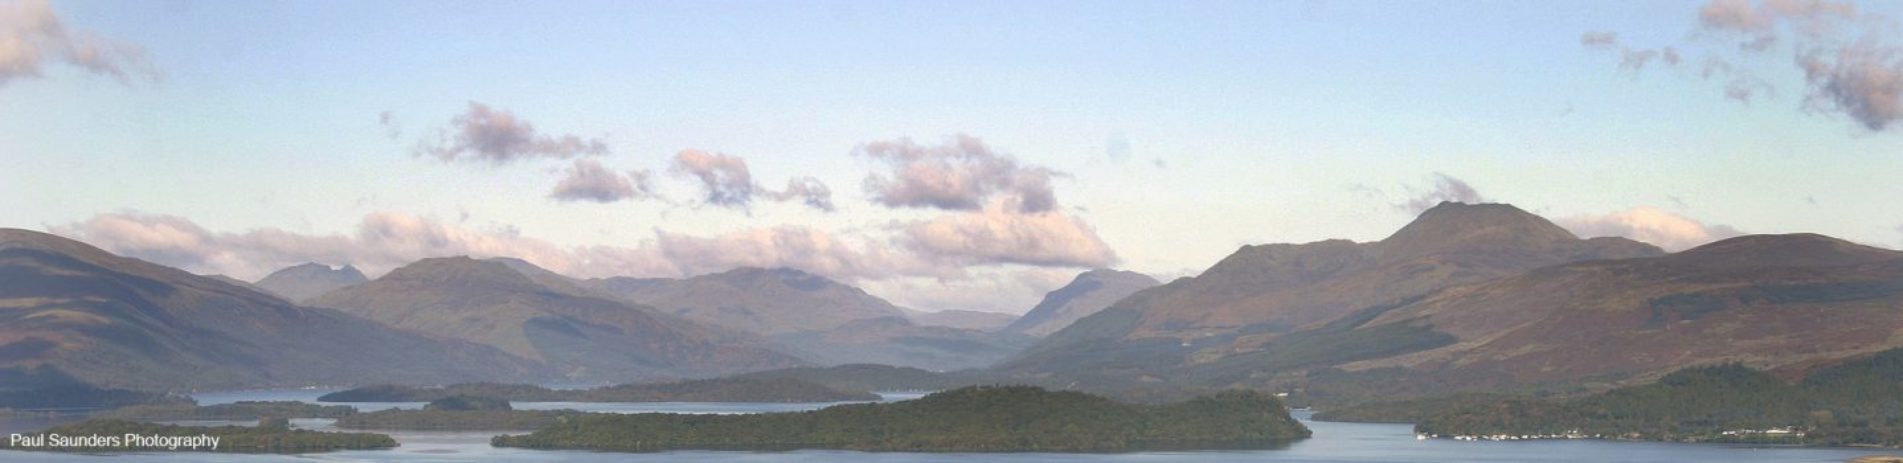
[379,256,537,287]
[1671,233,1900,268]
[1378,202,1580,260]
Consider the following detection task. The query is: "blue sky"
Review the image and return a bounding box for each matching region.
[4,0,1901,313]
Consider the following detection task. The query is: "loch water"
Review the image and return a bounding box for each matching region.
[0,388,1896,462]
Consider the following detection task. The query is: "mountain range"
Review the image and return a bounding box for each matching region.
[10,200,1902,407]
[586,267,1031,370]
[0,229,549,391]
[1001,202,1903,404]
[308,257,804,382]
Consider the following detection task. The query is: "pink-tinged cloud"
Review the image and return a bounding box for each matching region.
[858,134,1060,214]
[0,0,154,86]
[898,199,1118,268]
[414,102,608,164]
[1555,206,1747,252]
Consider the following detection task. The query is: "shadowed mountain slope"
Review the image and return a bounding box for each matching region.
[1003,269,1159,337]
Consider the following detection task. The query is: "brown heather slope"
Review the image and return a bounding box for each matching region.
[1317,233,1903,396]
[1001,202,1661,383]
[0,229,551,391]
[308,257,806,383]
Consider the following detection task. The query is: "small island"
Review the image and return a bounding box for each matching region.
[319,377,879,403]
[492,385,1310,452]
[1,419,397,453]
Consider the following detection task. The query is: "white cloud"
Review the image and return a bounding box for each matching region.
[861,267,1076,314]
[1555,206,1746,252]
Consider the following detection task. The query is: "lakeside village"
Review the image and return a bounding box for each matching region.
[1418,427,1806,442]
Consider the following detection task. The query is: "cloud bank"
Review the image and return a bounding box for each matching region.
[898,199,1118,268]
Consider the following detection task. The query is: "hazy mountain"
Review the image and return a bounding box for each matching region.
[0,229,550,391]
[253,263,368,302]
[770,316,1034,371]
[907,309,1019,331]
[1003,269,1159,337]
[1288,233,1903,399]
[201,274,268,294]
[308,257,805,382]
[1001,202,1664,391]
[587,267,1031,370]
[589,267,908,335]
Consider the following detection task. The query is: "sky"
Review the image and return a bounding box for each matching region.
[4,0,1902,314]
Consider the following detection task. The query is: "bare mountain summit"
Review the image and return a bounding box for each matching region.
[253,263,368,302]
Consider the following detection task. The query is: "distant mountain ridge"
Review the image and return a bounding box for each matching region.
[309,257,805,382]
[1000,202,1672,398]
[1000,203,1903,406]
[253,262,367,302]
[1004,269,1159,337]
[589,267,909,335]
[587,267,1032,370]
[0,228,550,391]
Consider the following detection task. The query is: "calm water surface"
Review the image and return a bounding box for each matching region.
[0,388,1895,462]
